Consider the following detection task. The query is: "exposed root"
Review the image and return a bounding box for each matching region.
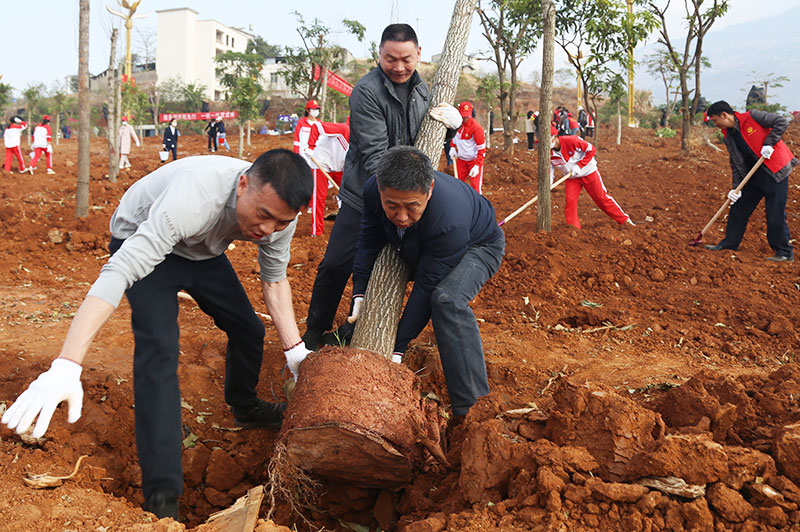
[24,454,88,489]
[265,441,321,526]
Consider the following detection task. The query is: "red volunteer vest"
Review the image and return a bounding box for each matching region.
[726,111,794,174]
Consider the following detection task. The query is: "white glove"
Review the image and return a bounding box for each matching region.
[284,342,311,381]
[429,103,463,130]
[2,358,83,438]
[46,144,53,154]
[391,353,403,364]
[449,148,457,162]
[468,165,480,178]
[761,145,774,160]
[13,117,21,124]
[346,296,364,324]
[727,189,742,204]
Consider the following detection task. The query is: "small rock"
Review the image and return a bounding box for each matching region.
[400,516,445,532]
[706,483,753,523]
[649,268,666,282]
[774,423,800,485]
[47,228,63,244]
[622,239,632,246]
[591,481,649,503]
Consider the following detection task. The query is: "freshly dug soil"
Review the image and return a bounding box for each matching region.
[0,121,798,531]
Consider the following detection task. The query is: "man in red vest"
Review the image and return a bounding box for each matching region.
[705,100,798,262]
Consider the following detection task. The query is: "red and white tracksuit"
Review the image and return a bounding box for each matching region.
[550,135,629,229]
[3,122,28,172]
[450,117,486,194]
[307,120,349,236]
[293,117,327,230]
[30,123,53,170]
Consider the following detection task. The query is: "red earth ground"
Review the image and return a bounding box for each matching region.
[0,121,799,531]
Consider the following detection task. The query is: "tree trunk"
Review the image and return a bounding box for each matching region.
[238,121,244,158]
[679,75,690,151]
[107,29,119,183]
[247,120,251,146]
[616,101,622,145]
[536,0,555,233]
[76,0,91,218]
[320,66,329,119]
[151,88,160,137]
[55,113,61,147]
[485,109,491,149]
[351,0,477,357]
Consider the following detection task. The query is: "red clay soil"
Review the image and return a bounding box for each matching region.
[0,122,798,531]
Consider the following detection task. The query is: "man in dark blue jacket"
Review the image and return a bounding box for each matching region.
[161,119,179,161]
[350,146,505,417]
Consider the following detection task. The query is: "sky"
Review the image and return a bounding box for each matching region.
[2,0,800,108]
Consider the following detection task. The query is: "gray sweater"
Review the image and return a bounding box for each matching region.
[87,156,295,307]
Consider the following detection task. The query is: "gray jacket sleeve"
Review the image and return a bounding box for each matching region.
[257,217,296,283]
[349,85,390,179]
[749,110,789,147]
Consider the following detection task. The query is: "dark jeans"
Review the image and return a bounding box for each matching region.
[208,134,217,151]
[168,147,177,160]
[305,203,361,332]
[527,132,535,150]
[719,172,793,257]
[109,238,265,498]
[430,237,505,415]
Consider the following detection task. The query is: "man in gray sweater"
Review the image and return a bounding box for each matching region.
[2,150,313,520]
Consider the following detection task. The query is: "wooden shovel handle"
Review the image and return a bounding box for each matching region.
[308,154,340,191]
[499,171,573,226]
[699,157,765,237]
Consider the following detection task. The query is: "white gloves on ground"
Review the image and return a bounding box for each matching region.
[391,353,403,364]
[728,189,742,204]
[449,148,457,162]
[429,103,462,130]
[468,166,480,178]
[347,296,364,324]
[284,342,312,381]
[2,358,83,438]
[761,145,774,159]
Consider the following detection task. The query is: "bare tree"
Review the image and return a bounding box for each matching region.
[351,0,478,355]
[537,0,555,232]
[77,0,91,218]
[107,29,120,183]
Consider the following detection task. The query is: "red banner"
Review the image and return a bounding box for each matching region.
[158,111,239,123]
[313,65,353,97]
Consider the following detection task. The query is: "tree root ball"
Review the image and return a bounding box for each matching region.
[277,347,443,488]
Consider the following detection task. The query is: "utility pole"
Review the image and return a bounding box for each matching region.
[626,0,636,127]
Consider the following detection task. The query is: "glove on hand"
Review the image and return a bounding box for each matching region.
[727,189,742,204]
[347,296,364,324]
[46,144,53,154]
[13,117,21,124]
[1,358,83,438]
[429,103,463,130]
[449,148,457,162]
[761,145,774,160]
[284,342,312,381]
[468,165,480,178]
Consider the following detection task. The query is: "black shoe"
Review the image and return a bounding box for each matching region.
[704,244,726,251]
[143,489,179,520]
[302,327,323,350]
[231,399,287,429]
[765,254,794,262]
[321,321,356,347]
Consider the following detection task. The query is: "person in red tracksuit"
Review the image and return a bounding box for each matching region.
[306,118,350,236]
[550,125,632,229]
[449,101,486,194]
[4,116,31,173]
[293,99,326,220]
[30,115,55,174]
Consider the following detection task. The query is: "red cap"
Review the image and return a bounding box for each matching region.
[305,99,321,110]
[458,101,473,118]
[42,115,50,121]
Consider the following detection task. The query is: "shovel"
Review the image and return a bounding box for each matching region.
[498,171,573,227]
[688,157,765,246]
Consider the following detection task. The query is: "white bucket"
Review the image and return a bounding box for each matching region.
[158,150,169,162]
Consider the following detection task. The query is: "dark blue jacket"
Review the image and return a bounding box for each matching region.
[353,171,504,352]
[162,125,179,149]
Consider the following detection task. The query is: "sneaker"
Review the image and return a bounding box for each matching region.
[46,169,56,175]
[143,489,179,520]
[704,244,726,251]
[231,398,287,429]
[626,218,636,226]
[765,254,794,262]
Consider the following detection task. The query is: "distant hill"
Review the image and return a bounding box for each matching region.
[637,5,800,112]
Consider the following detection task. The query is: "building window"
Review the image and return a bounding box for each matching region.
[226,35,229,46]
[216,48,222,57]
[270,73,279,84]
[231,37,235,48]
[216,30,223,44]
[215,90,222,101]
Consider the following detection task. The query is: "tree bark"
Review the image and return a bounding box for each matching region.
[351,0,477,356]
[238,121,244,158]
[536,0,555,233]
[107,29,119,183]
[247,119,251,146]
[76,0,91,218]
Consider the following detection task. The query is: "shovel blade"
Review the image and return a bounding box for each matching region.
[688,232,704,246]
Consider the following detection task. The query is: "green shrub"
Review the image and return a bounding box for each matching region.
[656,127,677,138]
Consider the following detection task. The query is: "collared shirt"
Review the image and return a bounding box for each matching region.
[87,156,296,307]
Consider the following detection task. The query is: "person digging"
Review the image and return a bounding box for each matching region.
[1,150,314,521]
[704,100,797,262]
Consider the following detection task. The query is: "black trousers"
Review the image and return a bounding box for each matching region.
[168,146,177,160]
[527,132,534,150]
[109,238,265,498]
[719,172,793,257]
[305,202,361,332]
[207,134,217,151]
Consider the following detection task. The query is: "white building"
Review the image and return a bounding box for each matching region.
[156,7,253,101]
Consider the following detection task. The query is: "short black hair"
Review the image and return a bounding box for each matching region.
[376,146,433,193]
[707,100,734,117]
[380,24,418,48]
[246,149,313,211]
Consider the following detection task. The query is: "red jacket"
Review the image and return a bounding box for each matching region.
[450,117,486,165]
[550,135,597,179]
[725,111,794,176]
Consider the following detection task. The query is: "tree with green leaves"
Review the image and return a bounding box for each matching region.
[246,35,282,60]
[648,0,729,150]
[23,83,47,145]
[215,51,264,158]
[280,12,365,116]
[476,74,500,148]
[746,71,789,107]
[50,87,75,147]
[478,0,543,152]
[0,81,13,117]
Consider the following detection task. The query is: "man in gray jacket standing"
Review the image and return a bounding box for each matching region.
[302,23,431,348]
